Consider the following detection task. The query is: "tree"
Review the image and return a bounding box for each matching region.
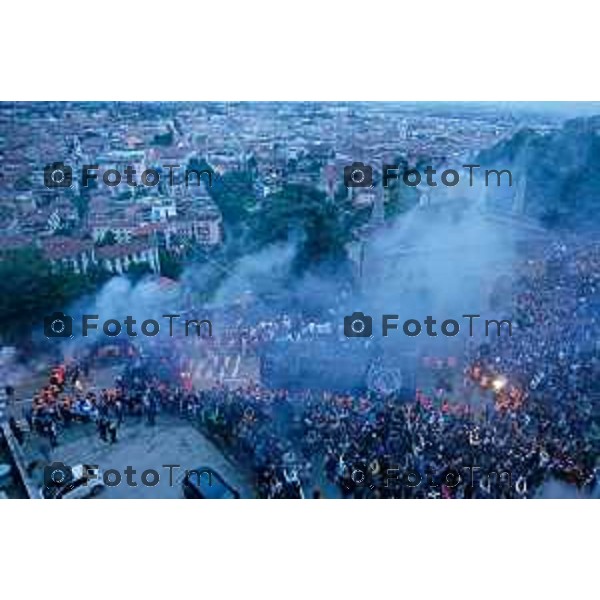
[99,230,117,246]
[0,247,108,339]
[383,154,420,220]
[126,262,153,282]
[152,128,174,147]
[158,250,184,280]
[72,195,89,220]
[210,169,257,228]
[251,183,362,274]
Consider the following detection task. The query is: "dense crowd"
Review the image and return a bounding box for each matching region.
[16,239,600,498]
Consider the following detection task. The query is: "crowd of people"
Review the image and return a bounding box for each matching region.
[16,238,600,498]
[185,239,600,498]
[13,361,158,449]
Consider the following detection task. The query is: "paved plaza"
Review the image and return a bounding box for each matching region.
[22,414,254,499]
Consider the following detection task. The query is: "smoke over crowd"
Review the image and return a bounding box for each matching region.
[45,184,545,397]
[4,105,599,500]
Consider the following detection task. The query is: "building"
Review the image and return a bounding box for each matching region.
[41,237,95,275]
[150,198,177,222]
[95,242,160,275]
[39,236,161,277]
[165,211,222,248]
[89,215,137,244]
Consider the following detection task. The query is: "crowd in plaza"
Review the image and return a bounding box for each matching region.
[11,362,124,446]
[15,239,600,498]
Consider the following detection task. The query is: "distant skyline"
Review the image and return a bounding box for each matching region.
[490,101,600,116]
[375,101,600,119]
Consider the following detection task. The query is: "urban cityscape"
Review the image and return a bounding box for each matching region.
[0,101,599,499]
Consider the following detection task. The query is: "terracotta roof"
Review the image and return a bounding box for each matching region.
[133,222,166,235]
[0,234,35,252]
[42,237,94,260]
[89,216,136,229]
[95,241,154,260]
